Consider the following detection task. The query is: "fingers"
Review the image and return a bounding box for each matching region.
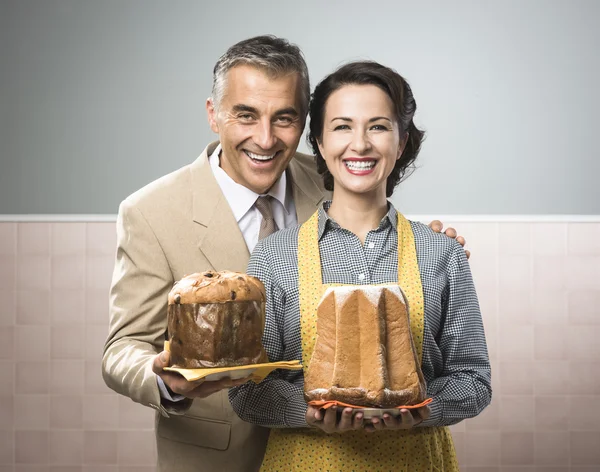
[429,220,443,233]
[444,227,457,239]
[337,407,354,431]
[152,351,170,375]
[322,407,337,433]
[456,235,465,247]
[465,249,471,260]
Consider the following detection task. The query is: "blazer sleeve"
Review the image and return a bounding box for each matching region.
[102,198,191,416]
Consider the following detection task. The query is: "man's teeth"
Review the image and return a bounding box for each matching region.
[246,151,276,161]
[344,160,376,171]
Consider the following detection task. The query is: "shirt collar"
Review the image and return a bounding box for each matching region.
[209,144,290,222]
[317,200,398,240]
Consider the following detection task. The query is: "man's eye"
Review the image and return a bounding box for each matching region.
[238,114,254,121]
[275,116,293,125]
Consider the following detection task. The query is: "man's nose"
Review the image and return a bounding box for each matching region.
[255,120,277,150]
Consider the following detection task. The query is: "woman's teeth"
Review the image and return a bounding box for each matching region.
[344,160,376,171]
[246,151,276,161]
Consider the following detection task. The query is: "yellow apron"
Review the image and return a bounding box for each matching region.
[260,211,459,472]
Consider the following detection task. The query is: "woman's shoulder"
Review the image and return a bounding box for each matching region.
[408,220,464,265]
[251,224,301,260]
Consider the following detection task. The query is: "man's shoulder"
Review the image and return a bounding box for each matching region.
[289,151,318,178]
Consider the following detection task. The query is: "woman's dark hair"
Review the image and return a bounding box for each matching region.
[307,61,425,197]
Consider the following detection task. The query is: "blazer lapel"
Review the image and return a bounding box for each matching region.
[191,143,250,273]
[287,155,326,224]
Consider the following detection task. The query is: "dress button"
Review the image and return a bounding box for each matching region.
[358,273,366,281]
[367,242,375,249]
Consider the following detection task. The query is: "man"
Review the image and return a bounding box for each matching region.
[102,35,467,472]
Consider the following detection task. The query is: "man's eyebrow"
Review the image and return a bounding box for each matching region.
[231,104,259,114]
[274,107,299,117]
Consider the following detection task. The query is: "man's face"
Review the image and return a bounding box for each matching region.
[206,65,304,194]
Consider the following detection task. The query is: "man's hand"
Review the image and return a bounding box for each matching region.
[429,220,471,259]
[306,406,365,434]
[152,350,251,399]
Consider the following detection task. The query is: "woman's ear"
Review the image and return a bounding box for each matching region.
[206,98,219,134]
[397,132,409,160]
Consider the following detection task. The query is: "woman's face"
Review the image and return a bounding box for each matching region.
[318,84,405,199]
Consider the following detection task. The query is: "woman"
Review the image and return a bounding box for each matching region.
[230,61,491,471]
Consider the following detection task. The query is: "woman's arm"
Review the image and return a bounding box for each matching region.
[229,240,309,428]
[421,242,492,427]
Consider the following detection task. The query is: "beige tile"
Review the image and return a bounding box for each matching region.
[16,255,50,291]
[84,361,112,395]
[118,396,154,430]
[469,254,499,290]
[532,256,566,291]
[534,361,569,395]
[570,431,600,465]
[85,256,113,292]
[118,467,156,472]
[566,256,600,290]
[51,324,84,359]
[50,289,85,325]
[0,255,16,291]
[499,223,531,256]
[16,362,48,394]
[533,468,569,472]
[463,431,500,466]
[568,395,600,431]
[15,466,51,472]
[0,327,14,360]
[569,290,600,325]
[463,466,500,472]
[570,468,600,472]
[498,325,533,361]
[534,325,567,361]
[17,224,49,256]
[569,362,600,395]
[0,290,16,326]
[498,290,533,327]
[14,395,49,430]
[465,397,499,431]
[16,290,50,325]
[449,421,465,433]
[49,360,84,395]
[82,467,117,472]
[568,326,600,361]
[477,286,498,326]
[499,255,532,292]
[85,325,108,361]
[535,396,567,431]
[532,289,568,326]
[83,431,117,464]
[15,430,48,464]
[0,362,15,396]
[531,223,567,256]
[83,394,119,430]
[458,223,499,255]
[500,396,534,431]
[86,224,116,257]
[117,431,156,466]
[85,289,109,326]
[500,432,534,465]
[500,361,534,395]
[534,431,569,465]
[51,255,85,290]
[15,326,50,361]
[568,223,600,255]
[0,396,14,430]
[0,223,16,255]
[0,465,15,471]
[48,430,83,465]
[451,430,465,466]
[50,467,82,472]
[51,223,86,256]
[0,430,14,463]
[50,395,83,429]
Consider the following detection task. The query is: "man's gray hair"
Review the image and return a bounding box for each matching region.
[212,35,310,119]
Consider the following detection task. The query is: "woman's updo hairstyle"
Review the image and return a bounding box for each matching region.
[308,61,425,197]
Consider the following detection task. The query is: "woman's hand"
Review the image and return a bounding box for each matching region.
[366,405,431,432]
[306,406,364,434]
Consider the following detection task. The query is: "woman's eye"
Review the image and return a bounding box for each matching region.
[370,124,389,131]
[333,124,350,131]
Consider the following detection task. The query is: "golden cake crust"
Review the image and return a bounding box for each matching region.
[168,271,265,305]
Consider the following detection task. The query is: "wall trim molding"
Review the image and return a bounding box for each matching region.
[1,214,599,223]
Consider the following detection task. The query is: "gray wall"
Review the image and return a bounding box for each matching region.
[1,0,598,215]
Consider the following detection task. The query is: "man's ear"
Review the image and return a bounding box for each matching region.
[206,98,219,134]
[397,132,408,160]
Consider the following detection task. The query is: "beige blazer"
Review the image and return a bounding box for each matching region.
[102,142,326,472]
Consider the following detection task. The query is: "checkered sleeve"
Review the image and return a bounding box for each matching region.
[228,239,308,428]
[422,241,492,427]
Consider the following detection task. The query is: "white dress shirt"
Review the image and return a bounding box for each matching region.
[158,144,298,401]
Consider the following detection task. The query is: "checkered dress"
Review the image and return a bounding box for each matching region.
[229,201,492,428]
